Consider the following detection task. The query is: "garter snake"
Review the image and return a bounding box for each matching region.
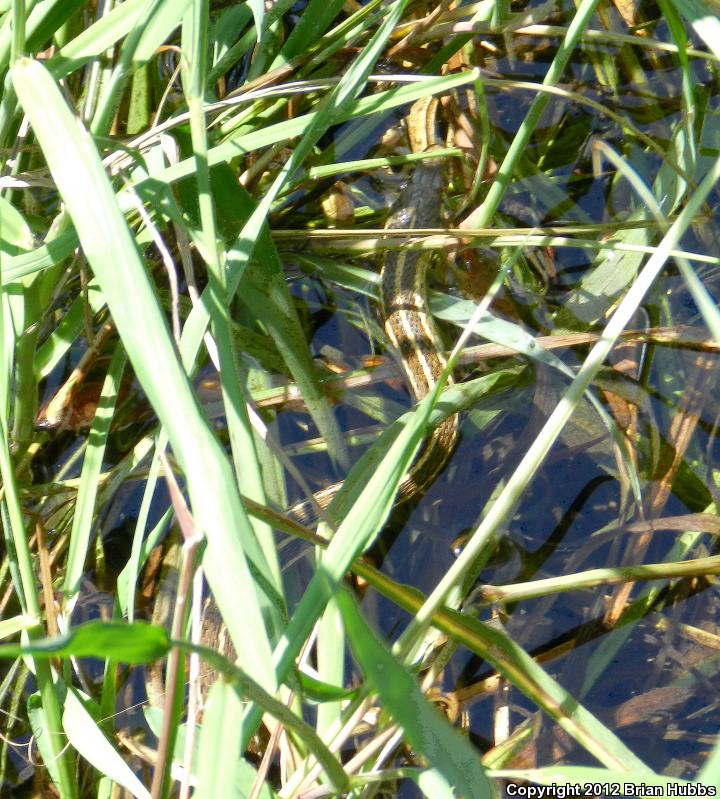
[292,97,459,522]
[380,98,459,500]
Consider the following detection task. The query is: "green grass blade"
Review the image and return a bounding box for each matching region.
[195,681,247,799]
[63,688,151,799]
[49,0,147,78]
[469,0,603,227]
[337,589,494,799]
[673,0,720,58]
[278,0,345,62]
[11,57,276,691]
[63,345,126,601]
[117,453,171,621]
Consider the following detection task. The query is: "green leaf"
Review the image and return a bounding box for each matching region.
[0,621,170,663]
[337,590,494,799]
[12,56,276,694]
[298,668,358,704]
[63,688,151,799]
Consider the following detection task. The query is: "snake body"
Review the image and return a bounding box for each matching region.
[288,101,458,523]
[380,162,458,500]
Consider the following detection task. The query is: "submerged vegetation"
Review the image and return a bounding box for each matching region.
[0,0,720,796]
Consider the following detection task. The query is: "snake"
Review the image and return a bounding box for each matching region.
[289,97,459,524]
[380,156,459,501]
[382,97,459,495]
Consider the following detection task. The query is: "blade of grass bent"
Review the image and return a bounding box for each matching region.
[357,563,653,773]
[11,58,275,690]
[239,251,351,473]
[180,9,281,793]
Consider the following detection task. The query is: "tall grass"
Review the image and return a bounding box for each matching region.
[0,0,719,797]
